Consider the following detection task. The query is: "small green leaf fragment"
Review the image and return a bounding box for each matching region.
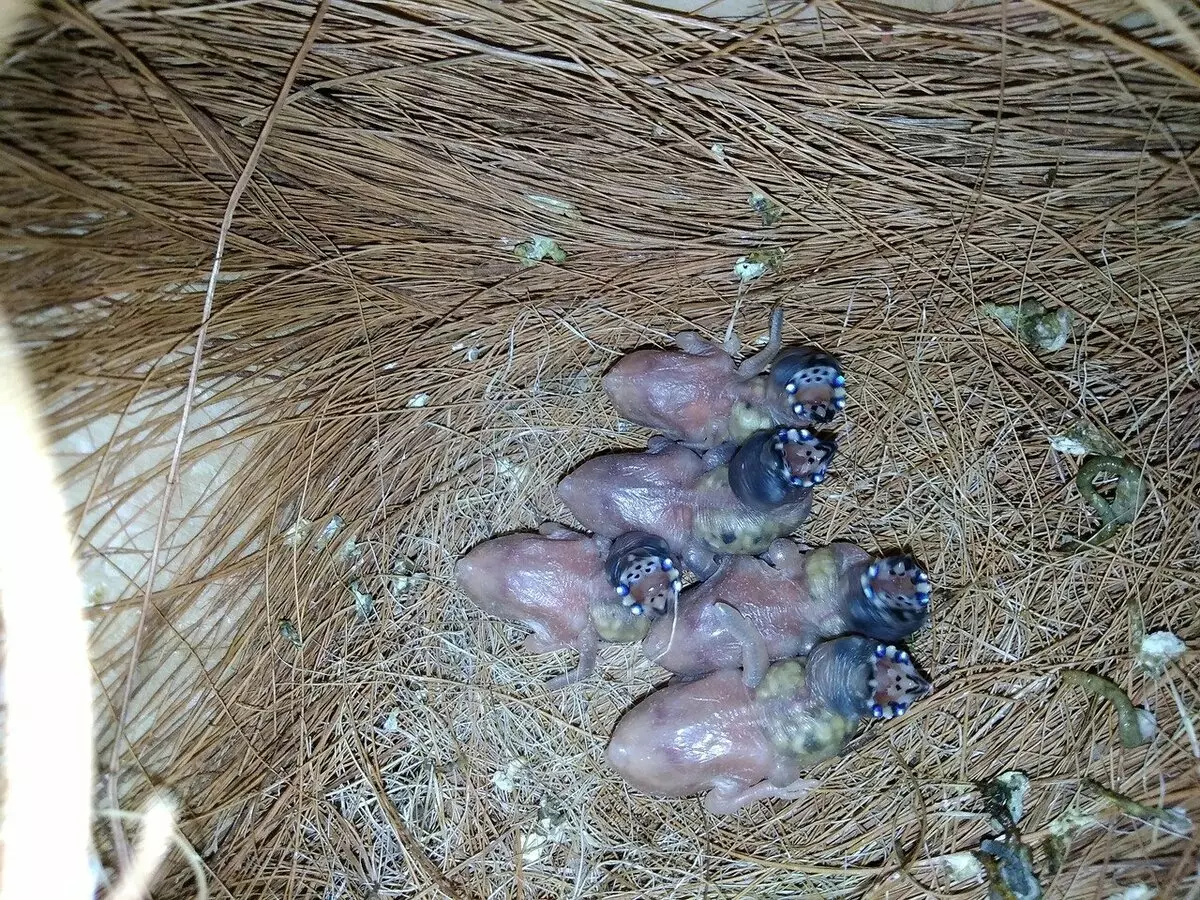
[491,758,524,793]
[1062,670,1150,748]
[515,236,567,266]
[279,619,302,647]
[749,192,783,226]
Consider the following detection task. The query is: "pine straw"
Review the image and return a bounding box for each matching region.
[2,0,1200,897]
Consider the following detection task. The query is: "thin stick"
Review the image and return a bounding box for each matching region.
[104,0,332,864]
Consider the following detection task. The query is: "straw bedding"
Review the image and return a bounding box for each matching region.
[2,0,1199,897]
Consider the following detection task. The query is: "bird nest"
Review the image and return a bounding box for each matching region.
[2,0,1198,897]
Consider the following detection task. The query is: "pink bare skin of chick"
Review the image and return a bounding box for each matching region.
[455,525,680,690]
[644,540,931,685]
[606,637,931,814]
[557,429,836,579]
[602,308,847,451]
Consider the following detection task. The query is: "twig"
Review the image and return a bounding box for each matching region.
[104,0,332,865]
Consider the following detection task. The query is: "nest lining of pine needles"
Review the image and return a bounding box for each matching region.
[2,0,1199,897]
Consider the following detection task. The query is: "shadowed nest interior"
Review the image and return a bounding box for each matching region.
[2,0,1199,897]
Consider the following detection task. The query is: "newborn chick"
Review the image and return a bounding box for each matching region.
[602,308,846,451]
[644,540,931,685]
[558,429,836,579]
[606,637,931,814]
[455,525,681,690]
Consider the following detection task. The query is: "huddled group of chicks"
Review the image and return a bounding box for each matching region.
[455,310,933,814]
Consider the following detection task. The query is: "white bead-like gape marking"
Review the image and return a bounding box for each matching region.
[785,365,847,422]
[860,555,931,612]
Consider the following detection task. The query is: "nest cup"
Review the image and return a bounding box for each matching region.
[2,1,1199,898]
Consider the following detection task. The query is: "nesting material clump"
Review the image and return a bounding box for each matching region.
[2,0,1199,898]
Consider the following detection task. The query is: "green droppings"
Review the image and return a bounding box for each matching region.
[389,556,425,601]
[941,851,984,883]
[336,536,362,569]
[983,300,1072,351]
[1137,631,1186,678]
[749,192,783,226]
[978,838,1042,900]
[515,236,567,266]
[314,515,344,552]
[527,195,579,219]
[1050,419,1123,457]
[282,516,312,549]
[279,619,302,647]
[734,248,785,282]
[1061,669,1150,748]
[1042,835,1066,876]
[1072,455,1149,547]
[1083,779,1192,837]
[980,770,1031,829]
[350,580,375,620]
[1043,805,1099,875]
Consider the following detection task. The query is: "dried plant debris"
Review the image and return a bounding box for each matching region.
[1137,631,1186,678]
[1049,419,1123,457]
[748,191,783,226]
[1067,456,1149,549]
[515,235,567,266]
[981,770,1031,830]
[983,301,1072,352]
[734,247,785,282]
[282,516,313,549]
[1061,669,1152,749]
[978,837,1042,900]
[279,619,302,647]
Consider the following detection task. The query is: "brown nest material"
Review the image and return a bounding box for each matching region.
[2,0,1200,897]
